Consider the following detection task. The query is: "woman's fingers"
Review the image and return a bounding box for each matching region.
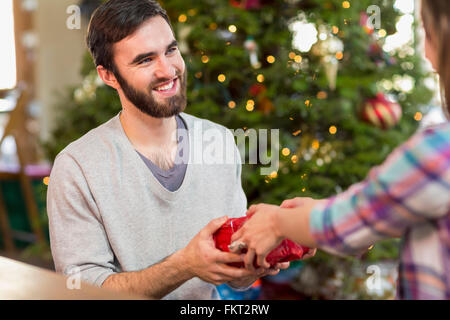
[275,262,290,270]
[280,198,299,208]
[303,248,317,259]
[230,227,242,243]
[280,197,309,209]
[244,248,256,272]
[246,204,259,217]
[256,252,270,269]
[266,268,281,276]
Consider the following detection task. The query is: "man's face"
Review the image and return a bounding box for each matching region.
[112,16,187,118]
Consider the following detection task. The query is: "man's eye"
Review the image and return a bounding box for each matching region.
[139,58,152,64]
[167,47,178,54]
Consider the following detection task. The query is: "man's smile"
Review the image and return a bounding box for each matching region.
[153,77,179,97]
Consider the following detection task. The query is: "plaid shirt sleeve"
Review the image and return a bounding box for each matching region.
[309,123,450,256]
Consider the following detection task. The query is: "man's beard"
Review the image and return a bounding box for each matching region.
[114,68,187,118]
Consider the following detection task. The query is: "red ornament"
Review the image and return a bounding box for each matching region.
[248,84,274,114]
[230,0,262,10]
[360,12,374,35]
[213,216,309,268]
[361,93,402,130]
[249,83,267,97]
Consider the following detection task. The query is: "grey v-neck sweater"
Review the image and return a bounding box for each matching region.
[47,112,247,300]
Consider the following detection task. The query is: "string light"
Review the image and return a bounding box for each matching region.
[335,51,344,60]
[218,74,226,82]
[43,176,50,186]
[228,25,237,33]
[201,55,209,63]
[282,148,291,156]
[312,140,320,150]
[289,52,296,60]
[414,112,423,121]
[267,55,276,63]
[256,74,265,83]
[178,14,187,23]
[246,99,255,112]
[342,1,350,9]
[378,29,387,37]
[293,129,302,136]
[228,101,236,109]
[291,155,298,163]
[332,26,339,34]
[329,126,337,134]
[317,91,328,99]
[294,55,302,63]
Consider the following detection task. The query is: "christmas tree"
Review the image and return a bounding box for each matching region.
[44,0,434,299]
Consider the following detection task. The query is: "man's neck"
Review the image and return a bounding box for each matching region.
[119,105,178,152]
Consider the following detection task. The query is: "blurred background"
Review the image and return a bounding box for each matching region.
[0,0,444,299]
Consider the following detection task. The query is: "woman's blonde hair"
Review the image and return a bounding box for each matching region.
[421,0,450,118]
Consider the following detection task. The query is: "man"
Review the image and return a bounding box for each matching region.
[47,0,286,300]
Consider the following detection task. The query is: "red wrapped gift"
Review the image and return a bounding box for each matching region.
[213,216,309,268]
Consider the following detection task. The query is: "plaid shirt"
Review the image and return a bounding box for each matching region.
[310,122,450,300]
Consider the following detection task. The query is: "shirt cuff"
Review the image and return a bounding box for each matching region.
[309,199,372,257]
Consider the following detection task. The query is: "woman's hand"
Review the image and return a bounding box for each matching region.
[279,197,326,259]
[231,197,325,270]
[231,204,284,270]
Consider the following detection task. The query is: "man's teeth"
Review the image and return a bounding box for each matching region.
[155,80,175,91]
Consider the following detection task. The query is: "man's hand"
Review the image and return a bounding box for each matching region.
[228,262,290,290]
[180,216,256,286]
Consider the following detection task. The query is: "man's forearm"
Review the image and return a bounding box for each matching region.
[102,250,193,299]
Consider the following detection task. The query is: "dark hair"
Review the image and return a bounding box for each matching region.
[86,0,172,73]
[421,0,450,118]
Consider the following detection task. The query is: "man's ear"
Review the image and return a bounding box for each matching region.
[97,65,120,90]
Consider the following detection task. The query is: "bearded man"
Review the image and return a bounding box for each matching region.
[47,0,288,300]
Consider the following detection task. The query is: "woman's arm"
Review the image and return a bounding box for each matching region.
[233,123,450,265]
[309,124,450,256]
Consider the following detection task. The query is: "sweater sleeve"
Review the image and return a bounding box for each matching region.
[309,124,450,257]
[47,152,117,287]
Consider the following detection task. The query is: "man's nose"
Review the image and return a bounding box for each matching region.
[154,56,176,80]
